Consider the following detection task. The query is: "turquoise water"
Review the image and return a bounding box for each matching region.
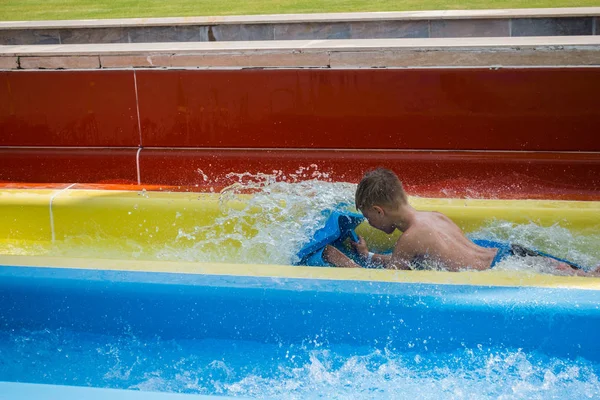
[1,328,599,399]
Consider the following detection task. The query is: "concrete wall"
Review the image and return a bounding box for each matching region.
[0,8,599,45]
[2,36,600,69]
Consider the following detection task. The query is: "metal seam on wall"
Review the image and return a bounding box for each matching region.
[133,69,143,147]
[0,146,600,155]
[49,183,76,242]
[136,147,142,184]
[1,145,598,155]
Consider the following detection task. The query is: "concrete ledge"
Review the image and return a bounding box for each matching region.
[18,55,100,69]
[0,8,598,45]
[101,52,329,68]
[0,56,18,68]
[2,37,599,69]
[3,36,600,55]
[2,8,599,28]
[329,49,600,67]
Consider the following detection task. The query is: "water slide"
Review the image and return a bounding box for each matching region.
[2,13,600,398]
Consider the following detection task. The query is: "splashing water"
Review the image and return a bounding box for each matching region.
[1,328,599,399]
[0,174,598,272]
[158,174,356,265]
[469,221,600,274]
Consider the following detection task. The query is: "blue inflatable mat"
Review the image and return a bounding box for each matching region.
[296,211,587,270]
[470,238,584,269]
[296,210,364,267]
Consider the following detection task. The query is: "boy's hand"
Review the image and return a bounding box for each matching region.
[351,235,369,258]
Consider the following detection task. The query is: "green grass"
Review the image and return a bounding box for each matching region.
[1,0,599,21]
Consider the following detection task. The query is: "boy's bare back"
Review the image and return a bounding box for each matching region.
[393,211,496,271]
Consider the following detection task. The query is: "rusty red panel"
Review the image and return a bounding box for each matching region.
[137,149,600,200]
[136,68,600,151]
[2,148,598,200]
[0,70,140,147]
[0,148,138,184]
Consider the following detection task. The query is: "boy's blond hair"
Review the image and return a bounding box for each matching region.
[355,168,408,211]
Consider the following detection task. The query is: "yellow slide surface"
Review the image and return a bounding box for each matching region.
[1,188,599,249]
[1,188,599,288]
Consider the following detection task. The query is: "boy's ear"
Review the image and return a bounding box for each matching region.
[373,205,385,215]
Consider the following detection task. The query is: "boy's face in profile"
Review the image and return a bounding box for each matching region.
[361,205,395,234]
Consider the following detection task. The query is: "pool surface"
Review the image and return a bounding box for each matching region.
[1,260,600,398]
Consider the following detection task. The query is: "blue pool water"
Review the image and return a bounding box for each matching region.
[1,265,600,399]
[1,328,600,399]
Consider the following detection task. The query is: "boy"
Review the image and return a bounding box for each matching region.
[323,168,600,277]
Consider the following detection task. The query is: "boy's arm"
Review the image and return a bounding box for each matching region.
[387,240,416,270]
[323,244,401,269]
[322,245,362,268]
[368,253,392,268]
[352,236,412,270]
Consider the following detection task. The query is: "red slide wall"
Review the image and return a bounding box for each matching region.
[1,68,599,199]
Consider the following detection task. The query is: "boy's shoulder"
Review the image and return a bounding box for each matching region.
[393,226,422,252]
[394,223,440,252]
